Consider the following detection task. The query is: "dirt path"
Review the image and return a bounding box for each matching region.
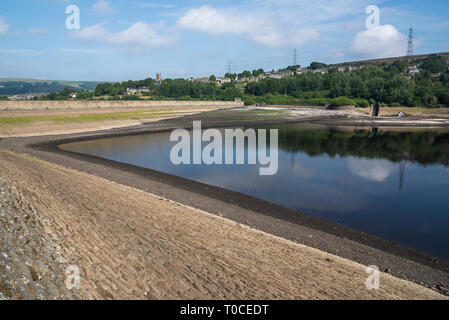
[0,150,445,300]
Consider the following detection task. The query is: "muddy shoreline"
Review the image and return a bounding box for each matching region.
[2,110,449,296]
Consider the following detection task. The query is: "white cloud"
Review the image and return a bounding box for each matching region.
[29,28,48,35]
[92,0,115,15]
[177,5,320,47]
[346,158,396,182]
[350,24,407,59]
[178,6,262,36]
[0,17,10,34]
[59,48,112,54]
[0,49,45,55]
[71,22,174,50]
[133,2,175,9]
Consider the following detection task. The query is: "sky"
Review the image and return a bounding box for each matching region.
[0,0,448,81]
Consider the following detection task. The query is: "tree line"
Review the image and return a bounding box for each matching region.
[38,54,449,108]
[245,55,449,108]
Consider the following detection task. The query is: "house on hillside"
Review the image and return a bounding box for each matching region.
[137,87,150,94]
[126,88,138,95]
[217,77,231,85]
[192,77,210,83]
[238,75,263,83]
[296,67,306,75]
[126,87,150,96]
[312,68,329,74]
[408,65,421,75]
[266,70,294,79]
[336,65,360,72]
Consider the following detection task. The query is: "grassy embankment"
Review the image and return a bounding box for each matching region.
[0,109,287,125]
[0,109,289,137]
[0,109,177,125]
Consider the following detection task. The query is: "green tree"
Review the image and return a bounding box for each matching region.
[422,54,448,73]
[309,62,327,70]
[252,69,264,77]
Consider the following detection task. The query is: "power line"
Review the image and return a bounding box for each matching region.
[225,60,237,74]
[407,27,414,57]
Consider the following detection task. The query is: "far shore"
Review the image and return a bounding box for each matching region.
[2,104,449,138]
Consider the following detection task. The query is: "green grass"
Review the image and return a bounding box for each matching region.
[0,109,175,125]
[396,107,449,114]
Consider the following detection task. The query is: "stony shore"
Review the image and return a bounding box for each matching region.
[0,151,445,300]
[0,179,83,299]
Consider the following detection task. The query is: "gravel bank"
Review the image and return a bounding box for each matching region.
[0,179,84,300]
[0,151,446,300]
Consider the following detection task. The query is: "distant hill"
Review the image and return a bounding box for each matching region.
[330,52,449,67]
[0,79,100,95]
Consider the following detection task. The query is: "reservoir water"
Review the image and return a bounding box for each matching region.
[61,124,449,260]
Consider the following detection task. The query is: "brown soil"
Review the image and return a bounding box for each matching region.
[0,150,445,300]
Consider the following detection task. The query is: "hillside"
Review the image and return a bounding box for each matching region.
[331,52,449,67]
[0,79,100,95]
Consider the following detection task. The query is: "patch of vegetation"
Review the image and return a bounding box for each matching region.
[330,96,356,107]
[0,109,175,125]
[421,54,449,73]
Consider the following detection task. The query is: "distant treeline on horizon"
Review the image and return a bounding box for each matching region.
[4,54,449,109]
[0,80,98,96]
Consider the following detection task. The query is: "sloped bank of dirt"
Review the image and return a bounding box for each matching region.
[0,150,446,300]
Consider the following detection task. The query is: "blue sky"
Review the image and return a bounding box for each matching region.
[0,0,448,81]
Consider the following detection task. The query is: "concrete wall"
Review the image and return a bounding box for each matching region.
[0,100,243,111]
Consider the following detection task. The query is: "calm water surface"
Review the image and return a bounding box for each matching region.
[62,124,449,260]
